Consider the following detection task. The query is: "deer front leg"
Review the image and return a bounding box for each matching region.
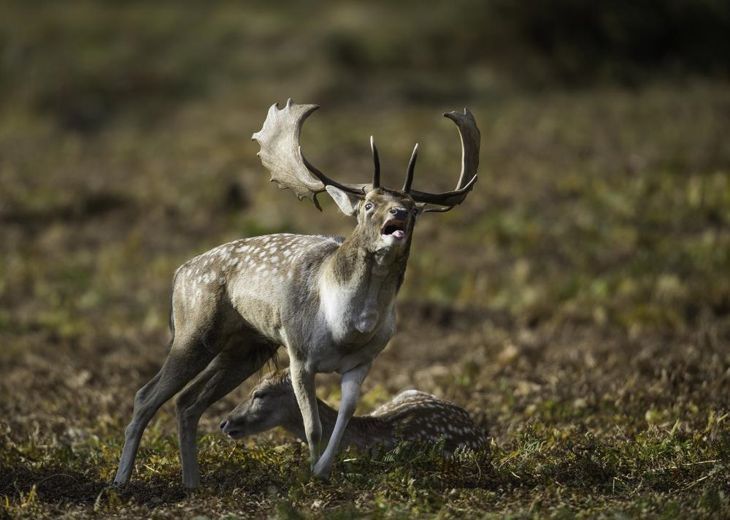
[289,359,322,468]
[312,362,371,479]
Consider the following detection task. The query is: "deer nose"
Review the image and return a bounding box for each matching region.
[389,207,408,219]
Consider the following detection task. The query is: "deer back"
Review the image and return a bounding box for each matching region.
[173,233,341,345]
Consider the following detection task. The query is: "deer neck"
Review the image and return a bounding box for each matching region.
[287,398,393,451]
[320,228,411,337]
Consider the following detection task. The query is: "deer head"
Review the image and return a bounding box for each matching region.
[221,372,299,439]
[252,100,480,255]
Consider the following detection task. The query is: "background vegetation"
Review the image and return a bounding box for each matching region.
[1,1,728,518]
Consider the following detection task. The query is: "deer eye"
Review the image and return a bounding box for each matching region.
[364,202,374,211]
[252,391,267,400]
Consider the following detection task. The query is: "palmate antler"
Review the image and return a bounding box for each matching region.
[252,99,480,211]
[251,100,375,210]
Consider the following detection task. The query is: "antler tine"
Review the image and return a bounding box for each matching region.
[447,108,480,190]
[403,143,418,192]
[370,135,380,189]
[299,147,367,196]
[409,108,480,209]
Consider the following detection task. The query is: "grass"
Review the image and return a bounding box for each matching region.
[1,2,729,518]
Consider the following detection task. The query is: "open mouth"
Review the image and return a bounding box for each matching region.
[381,219,407,240]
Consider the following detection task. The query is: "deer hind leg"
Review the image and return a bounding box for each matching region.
[175,339,276,488]
[113,335,215,486]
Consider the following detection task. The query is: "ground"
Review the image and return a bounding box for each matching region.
[1,3,729,518]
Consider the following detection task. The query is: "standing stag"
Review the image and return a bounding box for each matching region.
[113,100,480,487]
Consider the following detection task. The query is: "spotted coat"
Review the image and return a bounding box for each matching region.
[223,370,489,454]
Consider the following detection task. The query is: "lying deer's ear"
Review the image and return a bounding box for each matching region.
[325,186,359,216]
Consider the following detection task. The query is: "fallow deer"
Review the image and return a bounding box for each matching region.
[113,100,480,487]
[221,369,489,454]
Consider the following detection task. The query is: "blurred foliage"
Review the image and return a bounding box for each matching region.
[0,1,729,518]
[2,1,730,133]
[485,0,730,84]
[320,0,730,86]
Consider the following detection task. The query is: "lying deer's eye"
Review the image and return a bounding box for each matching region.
[252,391,267,400]
[364,202,374,211]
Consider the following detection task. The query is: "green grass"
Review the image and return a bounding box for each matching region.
[1,2,729,518]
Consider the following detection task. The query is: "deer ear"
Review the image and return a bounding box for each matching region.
[325,186,359,216]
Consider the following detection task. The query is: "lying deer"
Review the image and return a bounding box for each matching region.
[221,370,488,454]
[114,100,480,487]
